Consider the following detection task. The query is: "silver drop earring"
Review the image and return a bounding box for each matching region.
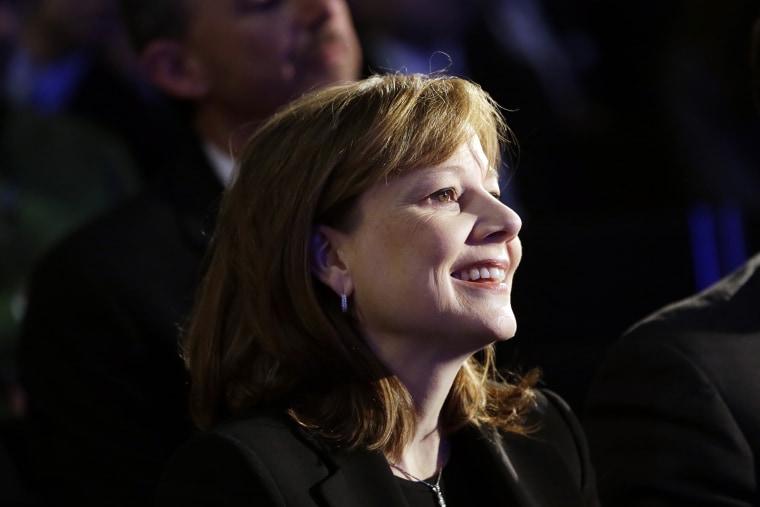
[341,293,348,313]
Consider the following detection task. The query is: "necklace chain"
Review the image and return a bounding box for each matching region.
[389,462,447,507]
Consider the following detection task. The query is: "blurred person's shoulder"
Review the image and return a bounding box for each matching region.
[620,252,760,350]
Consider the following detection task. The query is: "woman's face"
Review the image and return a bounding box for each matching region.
[336,135,522,361]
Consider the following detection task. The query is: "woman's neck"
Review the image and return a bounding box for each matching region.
[365,330,471,477]
[390,428,449,481]
[389,361,461,479]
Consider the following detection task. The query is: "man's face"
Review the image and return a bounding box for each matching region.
[184,0,362,124]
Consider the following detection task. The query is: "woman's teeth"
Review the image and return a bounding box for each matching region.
[455,267,506,283]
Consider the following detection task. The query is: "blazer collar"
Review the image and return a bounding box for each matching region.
[477,424,587,507]
[453,424,536,506]
[318,449,410,507]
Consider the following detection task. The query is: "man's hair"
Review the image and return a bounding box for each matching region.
[182,72,538,462]
[119,0,190,52]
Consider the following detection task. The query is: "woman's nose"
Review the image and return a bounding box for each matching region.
[472,193,522,243]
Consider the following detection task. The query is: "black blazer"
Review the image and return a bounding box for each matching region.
[157,389,599,507]
[583,252,760,506]
[16,134,223,507]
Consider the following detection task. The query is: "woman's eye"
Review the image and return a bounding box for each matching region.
[431,189,456,203]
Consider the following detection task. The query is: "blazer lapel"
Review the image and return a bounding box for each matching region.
[318,449,410,507]
[456,424,586,507]
[456,425,538,506]
[499,430,586,507]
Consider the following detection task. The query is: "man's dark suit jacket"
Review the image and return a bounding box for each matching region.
[157,389,600,507]
[583,251,760,507]
[16,135,223,507]
[67,58,186,181]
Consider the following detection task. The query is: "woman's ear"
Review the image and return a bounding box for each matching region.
[140,40,209,99]
[310,225,353,296]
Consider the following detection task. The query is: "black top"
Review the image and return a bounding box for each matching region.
[395,435,517,507]
[395,477,439,507]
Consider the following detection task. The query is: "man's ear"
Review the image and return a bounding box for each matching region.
[141,40,209,100]
[310,225,353,297]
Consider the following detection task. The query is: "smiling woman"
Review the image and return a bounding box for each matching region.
[156,73,600,507]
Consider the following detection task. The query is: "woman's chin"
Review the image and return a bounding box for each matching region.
[492,312,517,341]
